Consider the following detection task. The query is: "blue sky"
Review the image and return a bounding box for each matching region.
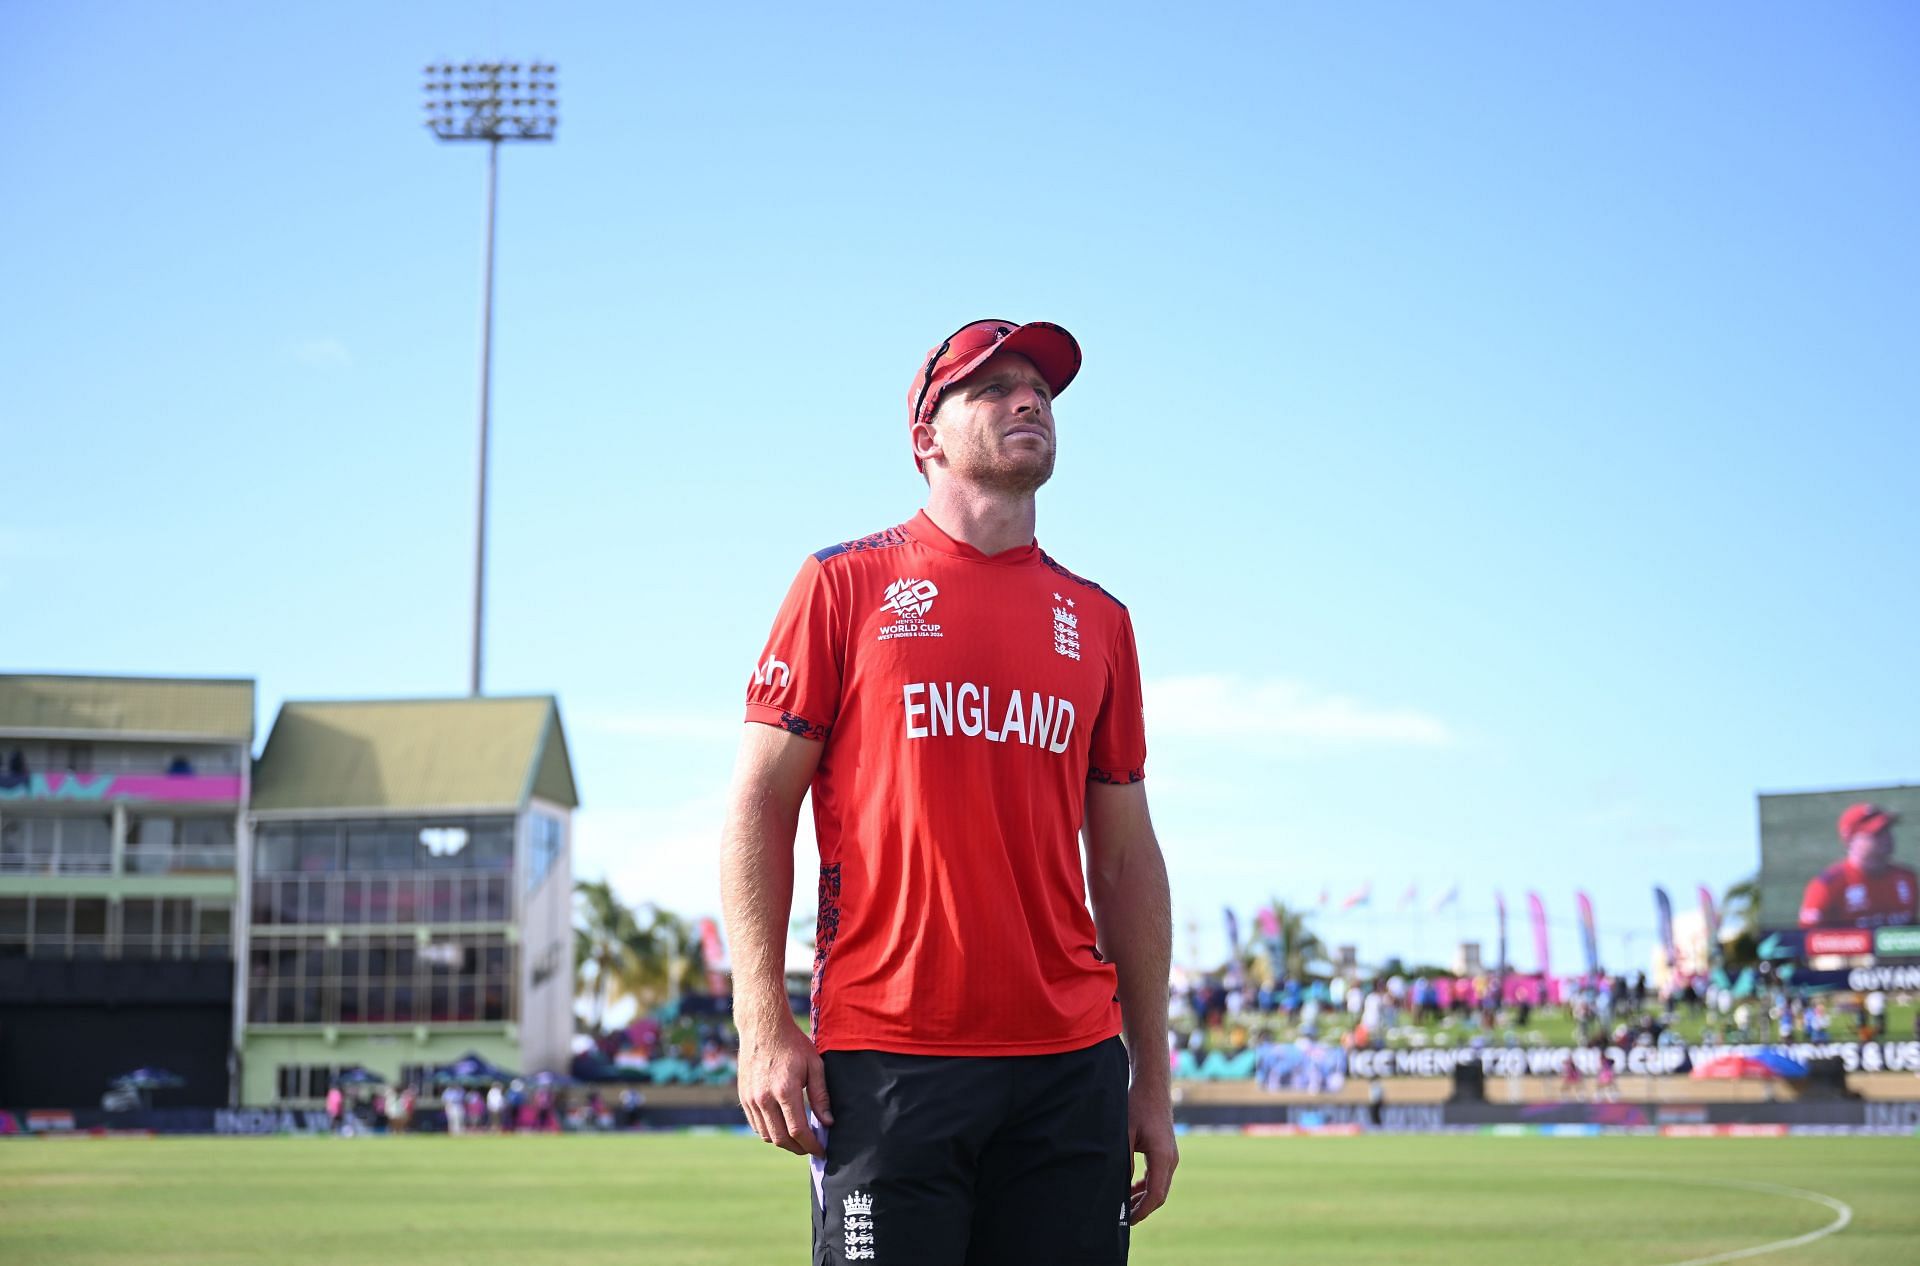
[4,2,1915,975]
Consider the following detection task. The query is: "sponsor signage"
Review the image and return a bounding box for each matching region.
[1875,927,1920,958]
[1777,963,1920,991]
[0,772,242,804]
[1348,1040,1920,1079]
[1806,929,1873,956]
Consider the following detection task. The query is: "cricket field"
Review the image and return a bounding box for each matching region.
[2,1133,1915,1265]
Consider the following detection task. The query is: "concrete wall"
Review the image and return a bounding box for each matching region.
[239,1028,519,1105]
[516,799,574,1075]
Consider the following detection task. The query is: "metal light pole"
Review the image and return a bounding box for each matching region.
[423,61,558,696]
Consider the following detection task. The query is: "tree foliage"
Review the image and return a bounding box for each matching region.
[573,878,710,1035]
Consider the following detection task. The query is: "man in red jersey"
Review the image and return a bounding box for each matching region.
[721,318,1175,1265]
[1798,803,1918,929]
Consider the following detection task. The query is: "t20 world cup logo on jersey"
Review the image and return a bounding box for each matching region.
[878,578,943,641]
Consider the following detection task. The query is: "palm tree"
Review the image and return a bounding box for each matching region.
[629,903,710,1003]
[574,878,646,1035]
[1722,875,1761,935]
[1720,875,1762,971]
[1263,899,1328,980]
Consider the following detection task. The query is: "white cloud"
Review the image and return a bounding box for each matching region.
[290,338,352,369]
[1146,674,1452,747]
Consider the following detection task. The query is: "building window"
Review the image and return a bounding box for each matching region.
[120,898,226,958]
[72,898,108,957]
[0,814,112,875]
[0,897,26,957]
[128,815,236,874]
[255,825,297,874]
[296,826,341,874]
[527,813,563,894]
[274,1064,348,1103]
[249,931,514,1027]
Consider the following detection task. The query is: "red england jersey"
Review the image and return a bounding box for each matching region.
[743,512,1146,1056]
[1798,860,1919,928]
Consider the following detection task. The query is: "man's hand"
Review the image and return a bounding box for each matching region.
[1126,1078,1178,1224]
[737,1016,833,1157]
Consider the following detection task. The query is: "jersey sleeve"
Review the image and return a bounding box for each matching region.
[743,557,842,742]
[1798,874,1832,928]
[1087,607,1147,784]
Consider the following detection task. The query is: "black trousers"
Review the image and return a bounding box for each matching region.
[810,1037,1131,1266]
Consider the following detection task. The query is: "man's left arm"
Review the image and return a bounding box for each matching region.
[1084,780,1177,1225]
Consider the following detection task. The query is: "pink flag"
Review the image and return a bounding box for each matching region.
[697,917,728,995]
[1341,882,1372,910]
[1495,890,1508,973]
[1575,891,1598,976]
[1526,892,1550,977]
[1398,883,1419,912]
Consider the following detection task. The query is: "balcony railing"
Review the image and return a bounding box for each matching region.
[0,933,233,960]
[0,851,114,876]
[124,847,238,875]
[0,848,235,876]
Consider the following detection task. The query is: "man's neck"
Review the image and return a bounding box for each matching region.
[922,483,1038,556]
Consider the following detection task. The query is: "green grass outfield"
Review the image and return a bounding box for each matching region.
[3,1134,1916,1265]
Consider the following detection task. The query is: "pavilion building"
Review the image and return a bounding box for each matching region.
[240,695,578,1105]
[0,674,254,1109]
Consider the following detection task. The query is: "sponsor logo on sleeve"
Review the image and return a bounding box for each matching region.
[751,655,791,689]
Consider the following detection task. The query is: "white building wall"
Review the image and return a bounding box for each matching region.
[516,798,575,1074]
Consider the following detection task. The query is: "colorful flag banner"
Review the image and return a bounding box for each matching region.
[1317,887,1330,908]
[1697,884,1720,961]
[1341,882,1372,910]
[1224,907,1242,954]
[1654,886,1677,970]
[1432,885,1459,913]
[1495,890,1509,974]
[1527,891,1550,977]
[1575,890,1599,976]
[697,916,729,995]
[1398,883,1419,912]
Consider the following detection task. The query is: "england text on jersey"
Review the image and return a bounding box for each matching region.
[901,682,1075,751]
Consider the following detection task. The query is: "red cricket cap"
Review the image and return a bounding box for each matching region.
[907,319,1082,470]
[1838,802,1899,840]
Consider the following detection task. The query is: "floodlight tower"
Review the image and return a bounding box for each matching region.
[423,61,558,697]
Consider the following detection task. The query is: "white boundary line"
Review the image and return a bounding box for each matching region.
[1573,1172,1853,1266]
[1653,1178,1852,1266]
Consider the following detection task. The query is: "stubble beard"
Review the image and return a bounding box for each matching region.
[959,437,1054,497]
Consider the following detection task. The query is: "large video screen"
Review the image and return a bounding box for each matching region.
[1757,784,1920,933]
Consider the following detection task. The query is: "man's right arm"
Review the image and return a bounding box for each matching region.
[1798,874,1831,928]
[719,722,828,1156]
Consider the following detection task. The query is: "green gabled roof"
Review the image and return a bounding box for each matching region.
[252,696,578,814]
[0,674,255,740]
[526,711,580,809]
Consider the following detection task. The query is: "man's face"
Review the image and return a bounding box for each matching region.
[1847,826,1894,872]
[920,350,1056,494]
